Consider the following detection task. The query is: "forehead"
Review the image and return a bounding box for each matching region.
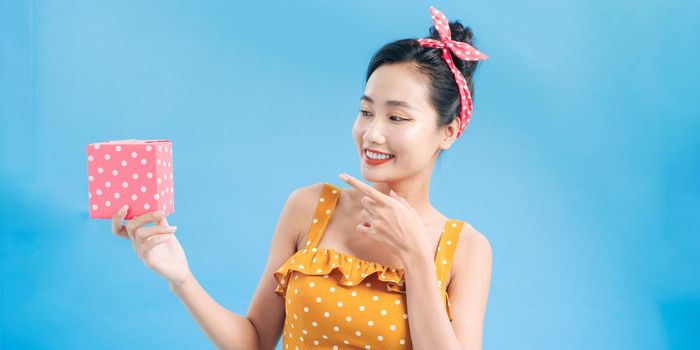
[363,63,430,110]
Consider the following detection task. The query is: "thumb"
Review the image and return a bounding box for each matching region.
[157,216,169,227]
[391,191,413,210]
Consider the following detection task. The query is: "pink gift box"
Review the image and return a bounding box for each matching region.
[86,139,175,220]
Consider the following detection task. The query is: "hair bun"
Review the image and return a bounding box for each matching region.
[427,20,479,79]
[428,20,474,45]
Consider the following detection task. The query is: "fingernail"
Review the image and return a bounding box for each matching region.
[339,173,348,181]
[122,205,129,212]
[155,211,164,218]
[168,226,178,231]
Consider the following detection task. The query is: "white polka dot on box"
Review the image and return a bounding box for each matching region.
[86,139,175,220]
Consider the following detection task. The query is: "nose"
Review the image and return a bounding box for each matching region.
[363,118,386,146]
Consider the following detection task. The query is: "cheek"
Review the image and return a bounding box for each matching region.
[352,118,363,142]
[394,129,435,160]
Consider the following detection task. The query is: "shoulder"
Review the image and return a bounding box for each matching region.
[286,182,326,206]
[285,182,330,249]
[457,221,492,254]
[451,220,493,278]
[288,182,344,209]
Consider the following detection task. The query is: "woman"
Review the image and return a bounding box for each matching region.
[111,6,492,350]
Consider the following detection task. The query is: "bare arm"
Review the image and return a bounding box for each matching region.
[167,184,320,350]
[245,183,323,349]
[169,273,260,350]
[403,224,492,350]
[448,224,493,350]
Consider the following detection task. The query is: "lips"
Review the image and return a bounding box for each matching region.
[364,149,396,165]
[364,148,394,156]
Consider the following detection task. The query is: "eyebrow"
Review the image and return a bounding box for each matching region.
[361,94,416,111]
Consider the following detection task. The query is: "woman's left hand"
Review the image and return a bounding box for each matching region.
[339,173,430,263]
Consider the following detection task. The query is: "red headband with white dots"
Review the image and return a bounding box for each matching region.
[416,6,489,138]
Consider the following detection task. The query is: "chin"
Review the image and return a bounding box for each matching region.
[359,168,393,182]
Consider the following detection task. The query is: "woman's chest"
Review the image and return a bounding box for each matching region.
[283,271,413,349]
[310,203,447,270]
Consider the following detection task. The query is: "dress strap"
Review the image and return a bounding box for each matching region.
[434,219,464,290]
[302,183,342,249]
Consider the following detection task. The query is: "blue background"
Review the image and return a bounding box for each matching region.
[1,0,699,349]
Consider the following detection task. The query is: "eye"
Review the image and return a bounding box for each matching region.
[359,110,408,122]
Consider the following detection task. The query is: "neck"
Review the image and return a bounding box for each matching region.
[368,165,443,224]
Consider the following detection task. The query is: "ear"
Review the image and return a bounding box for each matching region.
[439,117,460,151]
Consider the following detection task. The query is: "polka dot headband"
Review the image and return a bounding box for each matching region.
[416,6,489,138]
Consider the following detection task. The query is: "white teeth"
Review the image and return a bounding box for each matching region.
[366,150,395,160]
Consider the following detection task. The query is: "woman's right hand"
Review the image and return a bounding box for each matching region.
[112,205,192,288]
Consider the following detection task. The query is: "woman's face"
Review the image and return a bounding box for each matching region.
[352,63,458,184]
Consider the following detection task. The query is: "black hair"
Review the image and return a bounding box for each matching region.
[364,20,482,158]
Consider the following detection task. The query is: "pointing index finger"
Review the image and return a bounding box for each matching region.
[338,173,389,205]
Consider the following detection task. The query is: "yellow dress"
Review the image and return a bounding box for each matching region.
[274,183,464,349]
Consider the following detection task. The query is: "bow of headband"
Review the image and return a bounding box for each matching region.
[416,6,489,138]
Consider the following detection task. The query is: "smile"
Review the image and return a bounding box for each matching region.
[364,150,395,165]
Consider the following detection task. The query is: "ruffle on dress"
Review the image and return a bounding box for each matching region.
[274,247,405,295]
[273,247,454,321]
